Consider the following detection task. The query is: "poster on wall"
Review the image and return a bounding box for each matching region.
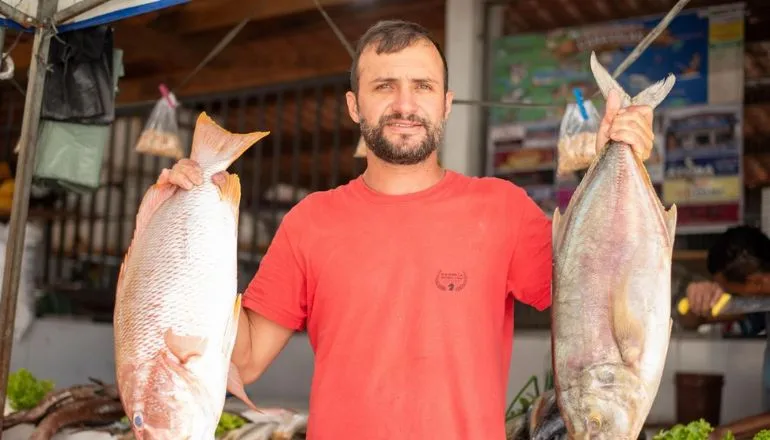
[486,3,745,222]
[660,104,743,233]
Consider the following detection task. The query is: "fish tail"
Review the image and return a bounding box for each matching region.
[589,51,676,110]
[190,112,270,174]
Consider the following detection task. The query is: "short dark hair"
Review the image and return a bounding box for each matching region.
[349,20,448,94]
[707,225,770,282]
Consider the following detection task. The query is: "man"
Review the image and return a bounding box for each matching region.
[158,20,655,440]
[682,225,770,438]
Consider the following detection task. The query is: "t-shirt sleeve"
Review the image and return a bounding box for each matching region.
[242,208,308,331]
[506,187,553,311]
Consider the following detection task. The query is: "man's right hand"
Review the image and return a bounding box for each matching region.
[156,159,227,190]
[685,281,724,317]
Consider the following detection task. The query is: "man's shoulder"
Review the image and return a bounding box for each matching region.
[282,181,354,221]
[462,174,530,200]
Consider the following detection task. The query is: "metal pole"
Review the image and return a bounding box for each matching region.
[0,26,5,61]
[52,0,111,25]
[0,1,38,27]
[0,0,58,435]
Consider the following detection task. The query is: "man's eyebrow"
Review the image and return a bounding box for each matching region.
[370,77,438,84]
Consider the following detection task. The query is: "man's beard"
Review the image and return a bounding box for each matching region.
[359,112,444,165]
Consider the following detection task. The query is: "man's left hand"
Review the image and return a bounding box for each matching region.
[595,89,655,161]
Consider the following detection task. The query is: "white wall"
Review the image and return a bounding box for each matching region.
[8,319,767,426]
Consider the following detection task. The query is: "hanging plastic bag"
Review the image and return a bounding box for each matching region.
[556,89,601,176]
[135,84,184,160]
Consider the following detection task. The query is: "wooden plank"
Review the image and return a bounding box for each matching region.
[146,0,356,36]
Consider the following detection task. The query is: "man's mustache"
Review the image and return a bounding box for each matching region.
[379,113,429,126]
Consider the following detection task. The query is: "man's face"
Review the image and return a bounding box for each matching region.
[346,39,453,165]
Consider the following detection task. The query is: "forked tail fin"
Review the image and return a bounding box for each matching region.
[190,112,270,174]
[589,51,676,110]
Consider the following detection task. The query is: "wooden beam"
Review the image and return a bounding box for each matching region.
[8,0,445,103]
[146,0,356,36]
[118,18,445,102]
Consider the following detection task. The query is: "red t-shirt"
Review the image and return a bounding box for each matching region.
[243,170,552,440]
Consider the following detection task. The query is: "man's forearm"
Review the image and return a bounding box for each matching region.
[231,306,295,384]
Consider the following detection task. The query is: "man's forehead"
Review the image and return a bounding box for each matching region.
[358,40,443,81]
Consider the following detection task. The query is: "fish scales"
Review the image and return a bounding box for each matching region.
[113,112,270,439]
[547,52,677,440]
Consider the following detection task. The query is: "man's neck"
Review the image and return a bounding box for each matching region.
[362,153,446,196]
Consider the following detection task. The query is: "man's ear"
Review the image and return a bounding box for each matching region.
[443,90,454,121]
[346,91,360,123]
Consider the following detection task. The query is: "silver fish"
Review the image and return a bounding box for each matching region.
[550,51,677,440]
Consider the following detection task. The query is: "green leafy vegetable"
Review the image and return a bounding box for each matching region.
[6,368,54,411]
[216,412,246,437]
[754,429,770,440]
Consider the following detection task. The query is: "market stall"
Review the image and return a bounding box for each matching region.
[0,0,189,437]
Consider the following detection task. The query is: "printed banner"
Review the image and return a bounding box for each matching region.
[486,3,745,227]
[660,104,744,232]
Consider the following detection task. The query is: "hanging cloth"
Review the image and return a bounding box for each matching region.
[40,25,115,125]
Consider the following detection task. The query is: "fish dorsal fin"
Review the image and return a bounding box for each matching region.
[222,293,242,358]
[664,204,678,247]
[164,329,208,364]
[223,293,262,413]
[115,183,177,298]
[552,208,563,253]
[216,172,242,231]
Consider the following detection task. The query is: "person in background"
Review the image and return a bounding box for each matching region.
[157,20,656,440]
[682,225,770,439]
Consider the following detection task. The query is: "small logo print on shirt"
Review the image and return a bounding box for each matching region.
[435,270,467,292]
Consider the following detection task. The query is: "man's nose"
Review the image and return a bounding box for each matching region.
[391,87,417,115]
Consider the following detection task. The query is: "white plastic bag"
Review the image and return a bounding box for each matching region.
[556,90,601,176]
[135,84,184,160]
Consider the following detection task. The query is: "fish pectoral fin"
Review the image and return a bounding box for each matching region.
[227,362,261,413]
[215,172,242,230]
[611,289,645,367]
[164,329,208,364]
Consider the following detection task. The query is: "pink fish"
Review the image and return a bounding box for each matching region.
[113,113,269,439]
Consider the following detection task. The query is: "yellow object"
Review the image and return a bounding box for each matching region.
[0,179,15,196]
[0,162,11,181]
[676,293,732,317]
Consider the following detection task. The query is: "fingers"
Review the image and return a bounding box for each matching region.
[686,282,723,317]
[212,171,228,187]
[607,106,654,160]
[165,159,203,190]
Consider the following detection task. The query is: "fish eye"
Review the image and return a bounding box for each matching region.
[133,412,144,429]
